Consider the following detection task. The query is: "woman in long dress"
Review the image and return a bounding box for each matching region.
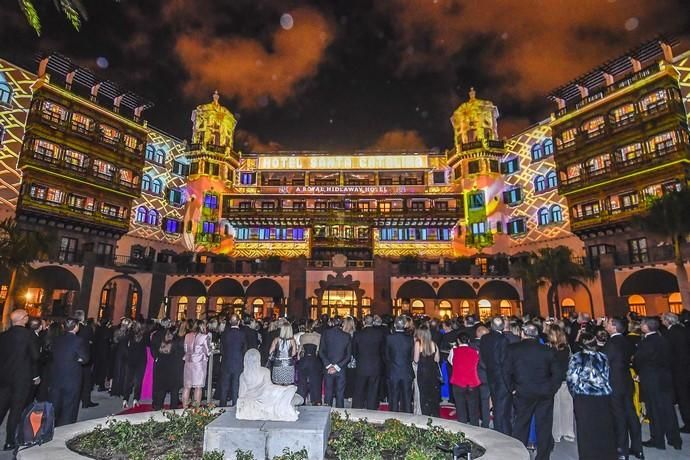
[548,324,575,442]
[269,322,298,385]
[567,332,617,460]
[414,325,440,417]
[122,320,148,408]
[182,320,211,407]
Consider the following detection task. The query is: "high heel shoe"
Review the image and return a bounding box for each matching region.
[133,399,140,408]
[122,400,128,409]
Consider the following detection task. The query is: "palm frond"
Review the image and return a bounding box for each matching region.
[18,0,41,36]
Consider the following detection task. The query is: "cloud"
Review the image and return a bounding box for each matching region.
[498,117,533,139]
[381,0,687,99]
[174,7,334,110]
[235,129,283,153]
[370,130,428,150]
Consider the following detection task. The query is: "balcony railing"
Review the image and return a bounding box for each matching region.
[22,196,130,230]
[559,142,689,193]
[307,259,374,269]
[222,207,462,220]
[460,138,505,152]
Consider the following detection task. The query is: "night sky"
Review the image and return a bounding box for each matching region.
[1,1,688,152]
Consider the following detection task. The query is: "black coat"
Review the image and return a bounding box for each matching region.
[603,334,635,396]
[50,333,89,389]
[504,339,560,398]
[220,327,247,371]
[352,326,385,377]
[384,331,413,381]
[0,326,40,386]
[242,326,260,350]
[633,332,674,391]
[662,324,690,377]
[319,327,351,371]
[479,330,509,381]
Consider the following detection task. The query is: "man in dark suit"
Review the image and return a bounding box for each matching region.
[75,310,98,409]
[661,312,690,433]
[242,316,260,350]
[319,317,351,408]
[385,316,414,413]
[0,309,40,450]
[50,318,89,427]
[479,316,512,435]
[472,326,491,428]
[634,317,682,450]
[505,323,560,460]
[352,314,385,410]
[218,314,248,407]
[604,317,643,459]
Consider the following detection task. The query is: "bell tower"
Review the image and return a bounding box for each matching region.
[448,88,507,250]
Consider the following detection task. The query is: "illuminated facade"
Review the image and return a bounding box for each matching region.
[1,39,689,321]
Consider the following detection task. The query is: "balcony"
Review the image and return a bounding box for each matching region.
[460,138,505,152]
[558,141,690,194]
[21,196,130,231]
[307,259,374,269]
[465,232,493,248]
[28,108,144,157]
[570,203,647,232]
[188,143,228,154]
[21,147,142,196]
[312,236,372,248]
[222,206,463,224]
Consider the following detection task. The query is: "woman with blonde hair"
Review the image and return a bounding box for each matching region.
[269,322,298,385]
[182,320,211,407]
[548,324,575,442]
[414,325,440,416]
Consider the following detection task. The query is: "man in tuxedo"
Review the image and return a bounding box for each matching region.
[75,311,98,409]
[242,316,260,350]
[473,326,491,428]
[352,314,385,410]
[633,317,682,450]
[479,316,512,435]
[385,316,414,413]
[604,317,643,459]
[218,314,248,407]
[504,323,560,460]
[0,309,40,450]
[319,317,351,408]
[661,312,690,433]
[50,318,89,427]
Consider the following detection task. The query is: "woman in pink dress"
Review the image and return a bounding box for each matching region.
[182,320,211,407]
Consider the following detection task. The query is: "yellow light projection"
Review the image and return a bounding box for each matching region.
[257,154,428,170]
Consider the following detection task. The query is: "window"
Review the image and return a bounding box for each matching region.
[468,160,480,174]
[177,297,188,321]
[92,159,115,180]
[96,243,113,256]
[648,131,677,155]
[68,194,94,212]
[507,218,526,235]
[669,293,682,315]
[628,295,646,316]
[99,124,120,144]
[293,228,305,240]
[379,202,391,213]
[411,201,425,211]
[145,145,155,161]
[531,144,543,161]
[202,221,216,234]
[64,150,87,169]
[207,162,220,176]
[46,187,64,204]
[0,124,4,146]
[478,299,492,321]
[558,127,577,149]
[123,134,138,151]
[240,172,256,185]
[154,149,165,164]
[204,193,218,209]
[41,100,69,123]
[168,188,183,205]
[261,201,276,210]
[615,142,643,164]
[538,208,550,226]
[119,168,137,187]
[610,103,636,126]
[0,80,11,105]
[135,207,147,223]
[503,188,522,205]
[239,201,252,210]
[561,298,576,317]
[71,112,94,134]
[432,171,446,184]
[468,191,485,209]
[29,184,46,200]
[196,297,207,319]
[543,138,554,156]
[435,201,448,211]
[470,221,486,234]
[275,228,288,240]
[439,300,452,318]
[258,228,270,240]
[546,171,558,189]
[252,298,264,318]
[501,158,519,174]
[142,175,151,191]
[172,160,189,176]
[101,203,124,219]
[581,115,606,138]
[488,160,499,172]
[151,179,163,195]
[58,237,78,262]
[620,192,639,210]
[34,139,59,160]
[550,205,563,223]
[236,228,249,240]
[165,219,182,233]
[628,238,648,264]
[500,300,512,317]
[639,89,668,112]
[586,153,611,174]
[534,175,546,192]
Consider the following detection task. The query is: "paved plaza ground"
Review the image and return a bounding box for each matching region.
[1,391,688,459]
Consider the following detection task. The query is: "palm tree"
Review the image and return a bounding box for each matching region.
[18,0,89,36]
[637,188,690,312]
[0,218,53,329]
[512,246,595,318]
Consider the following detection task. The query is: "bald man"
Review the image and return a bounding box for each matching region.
[0,309,40,450]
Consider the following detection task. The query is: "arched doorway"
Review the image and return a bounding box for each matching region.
[628,295,646,316]
[561,298,576,317]
[438,299,452,318]
[477,280,521,316]
[410,299,425,316]
[246,278,285,317]
[396,280,435,314]
[669,292,682,314]
[195,296,207,319]
[460,300,471,317]
[24,266,80,317]
[98,275,142,321]
[620,268,678,316]
[168,277,207,320]
[177,296,188,321]
[233,298,245,316]
[478,299,492,321]
[252,298,264,318]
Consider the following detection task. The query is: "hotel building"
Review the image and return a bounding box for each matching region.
[0,38,688,321]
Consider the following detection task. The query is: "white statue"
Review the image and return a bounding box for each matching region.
[236,349,302,422]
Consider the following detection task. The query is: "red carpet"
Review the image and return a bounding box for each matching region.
[119,402,458,420]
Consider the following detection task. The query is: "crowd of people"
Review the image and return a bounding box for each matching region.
[0,306,688,460]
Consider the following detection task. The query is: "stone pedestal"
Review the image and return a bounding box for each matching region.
[204,406,331,460]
